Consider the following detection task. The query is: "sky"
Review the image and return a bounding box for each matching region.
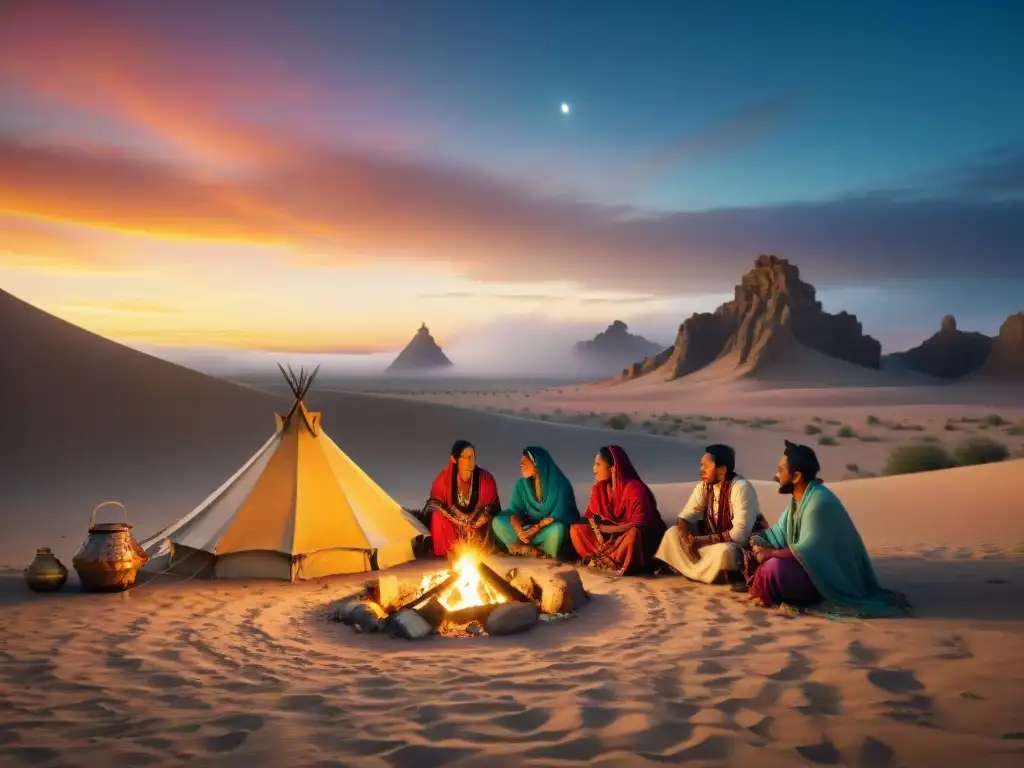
[1,0,1022,368]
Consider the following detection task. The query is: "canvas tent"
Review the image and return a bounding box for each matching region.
[141,365,427,580]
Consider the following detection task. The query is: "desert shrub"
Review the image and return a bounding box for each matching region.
[890,422,924,431]
[539,413,551,422]
[818,435,837,446]
[1006,425,1024,436]
[952,437,1009,466]
[641,420,655,431]
[944,422,957,431]
[837,425,856,438]
[884,444,954,475]
[811,416,822,423]
[866,414,881,426]
[804,424,822,435]
[606,413,631,430]
[983,413,1008,426]
[859,435,881,443]
[845,463,860,472]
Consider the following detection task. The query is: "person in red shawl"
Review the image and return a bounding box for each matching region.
[569,446,667,575]
[422,440,501,558]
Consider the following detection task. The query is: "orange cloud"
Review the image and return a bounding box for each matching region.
[0,3,310,166]
[5,133,1024,293]
[58,300,183,316]
[89,326,394,354]
[0,216,145,273]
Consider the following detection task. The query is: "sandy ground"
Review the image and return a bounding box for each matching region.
[3,555,1023,768]
[4,292,1024,766]
[385,382,1024,482]
[3,462,1023,767]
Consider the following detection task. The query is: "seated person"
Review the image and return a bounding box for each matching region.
[570,446,667,575]
[747,441,908,616]
[492,447,580,559]
[422,440,500,558]
[655,444,767,584]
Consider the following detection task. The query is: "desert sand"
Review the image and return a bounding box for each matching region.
[3,290,1024,766]
[3,461,1024,768]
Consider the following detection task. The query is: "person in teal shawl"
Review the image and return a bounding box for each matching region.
[492,447,580,559]
[747,440,909,617]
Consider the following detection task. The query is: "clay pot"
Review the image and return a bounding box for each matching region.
[24,548,69,592]
[72,501,149,592]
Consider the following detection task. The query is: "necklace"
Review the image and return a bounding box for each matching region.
[456,476,472,507]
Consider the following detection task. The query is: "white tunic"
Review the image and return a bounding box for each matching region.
[655,476,761,584]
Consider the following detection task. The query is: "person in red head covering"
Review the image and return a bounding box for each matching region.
[421,440,500,558]
[569,445,667,575]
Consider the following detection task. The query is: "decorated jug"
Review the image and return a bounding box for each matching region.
[24,548,69,592]
[72,501,150,592]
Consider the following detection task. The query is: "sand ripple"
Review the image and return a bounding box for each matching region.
[1,558,1023,767]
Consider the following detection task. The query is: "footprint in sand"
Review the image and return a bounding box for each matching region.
[936,634,973,660]
[630,719,694,753]
[768,650,813,682]
[278,693,325,712]
[386,744,477,767]
[211,713,264,731]
[866,668,923,694]
[796,738,840,765]
[858,736,897,767]
[847,639,882,667]
[664,733,734,763]
[202,730,248,753]
[492,707,550,733]
[580,705,619,729]
[798,681,843,716]
[696,660,727,675]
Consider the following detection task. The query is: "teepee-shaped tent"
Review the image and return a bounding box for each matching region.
[141,364,427,580]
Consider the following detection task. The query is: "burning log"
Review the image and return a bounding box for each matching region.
[477,562,531,603]
[338,544,586,639]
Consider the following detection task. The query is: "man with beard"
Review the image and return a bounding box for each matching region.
[747,440,909,616]
[655,444,767,584]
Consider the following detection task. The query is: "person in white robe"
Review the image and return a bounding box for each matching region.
[655,444,766,584]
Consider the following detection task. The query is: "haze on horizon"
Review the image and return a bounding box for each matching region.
[1,0,1022,372]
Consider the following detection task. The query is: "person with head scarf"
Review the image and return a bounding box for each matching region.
[569,445,667,575]
[655,444,768,584]
[422,440,500,558]
[491,446,580,559]
[746,441,908,616]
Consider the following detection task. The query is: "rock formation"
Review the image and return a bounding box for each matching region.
[387,323,453,373]
[890,315,994,379]
[573,321,665,373]
[621,255,881,381]
[973,312,1024,381]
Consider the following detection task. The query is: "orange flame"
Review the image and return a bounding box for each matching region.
[418,543,508,613]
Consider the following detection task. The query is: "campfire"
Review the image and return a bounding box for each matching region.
[330,544,589,639]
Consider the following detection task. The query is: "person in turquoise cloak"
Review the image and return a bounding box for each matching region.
[747,440,909,617]
[492,447,580,559]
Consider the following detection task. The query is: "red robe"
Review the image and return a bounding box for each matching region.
[423,464,501,557]
[569,446,667,574]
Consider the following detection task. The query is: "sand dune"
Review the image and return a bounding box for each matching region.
[0,291,696,569]
[615,337,943,391]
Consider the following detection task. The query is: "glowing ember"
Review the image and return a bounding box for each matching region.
[417,545,508,613]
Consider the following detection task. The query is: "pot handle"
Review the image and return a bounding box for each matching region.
[90,500,128,527]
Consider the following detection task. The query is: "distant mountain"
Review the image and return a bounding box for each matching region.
[619,255,881,382]
[386,323,453,373]
[888,315,994,379]
[573,321,665,374]
[971,312,1024,381]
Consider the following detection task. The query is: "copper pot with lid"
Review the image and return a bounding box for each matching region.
[72,501,150,592]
